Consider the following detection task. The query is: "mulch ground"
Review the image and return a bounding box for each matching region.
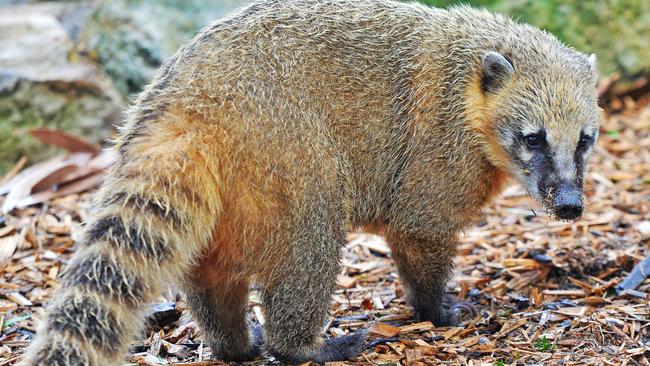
[1,100,650,365]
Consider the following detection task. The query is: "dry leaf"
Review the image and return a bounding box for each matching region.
[29,128,100,154]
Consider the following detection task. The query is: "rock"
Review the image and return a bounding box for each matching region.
[0,0,249,174]
[78,1,164,97]
[79,0,248,96]
[0,2,123,174]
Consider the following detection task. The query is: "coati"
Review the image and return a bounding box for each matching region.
[21,0,600,364]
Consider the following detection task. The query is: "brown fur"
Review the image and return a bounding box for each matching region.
[20,0,599,364]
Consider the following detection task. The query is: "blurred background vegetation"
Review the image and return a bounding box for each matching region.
[425,0,650,79]
[0,0,649,174]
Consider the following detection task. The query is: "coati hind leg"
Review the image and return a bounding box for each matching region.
[261,202,367,364]
[182,261,261,362]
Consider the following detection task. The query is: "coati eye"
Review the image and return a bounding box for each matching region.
[524,134,543,149]
[577,134,592,150]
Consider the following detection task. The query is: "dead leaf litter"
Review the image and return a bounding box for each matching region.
[1,104,650,365]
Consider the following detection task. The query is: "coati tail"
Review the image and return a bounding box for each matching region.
[20,108,222,365]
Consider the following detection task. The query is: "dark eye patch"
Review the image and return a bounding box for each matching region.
[525,134,541,148]
[577,132,593,151]
[522,130,547,150]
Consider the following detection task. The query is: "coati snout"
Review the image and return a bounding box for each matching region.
[550,182,583,220]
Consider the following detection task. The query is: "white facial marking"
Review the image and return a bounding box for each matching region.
[521,124,539,137]
[520,149,533,164]
[554,151,576,182]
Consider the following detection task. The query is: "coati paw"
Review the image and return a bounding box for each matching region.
[313,330,368,363]
[442,295,478,325]
[211,344,261,362]
[210,325,264,362]
[446,299,477,322]
[416,295,477,326]
[271,330,368,365]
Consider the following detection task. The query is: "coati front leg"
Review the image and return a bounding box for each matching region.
[182,268,261,362]
[261,206,367,364]
[386,231,471,326]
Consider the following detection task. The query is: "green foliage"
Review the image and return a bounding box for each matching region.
[417,0,650,78]
[534,335,556,351]
[495,0,650,78]
[494,360,507,366]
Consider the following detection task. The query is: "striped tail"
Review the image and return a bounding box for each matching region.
[20,108,222,365]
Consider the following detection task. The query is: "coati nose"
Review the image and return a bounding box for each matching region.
[552,183,583,220]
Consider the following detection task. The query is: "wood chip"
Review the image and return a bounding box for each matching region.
[370,322,401,337]
[337,274,357,289]
[7,292,32,307]
[399,321,434,334]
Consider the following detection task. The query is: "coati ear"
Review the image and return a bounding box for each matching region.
[481,51,515,94]
[587,53,597,72]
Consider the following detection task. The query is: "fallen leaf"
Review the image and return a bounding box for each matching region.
[29,128,100,154]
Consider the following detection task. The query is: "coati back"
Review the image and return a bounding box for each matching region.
[21,0,600,364]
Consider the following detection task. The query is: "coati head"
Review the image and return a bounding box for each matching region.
[472,46,600,220]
